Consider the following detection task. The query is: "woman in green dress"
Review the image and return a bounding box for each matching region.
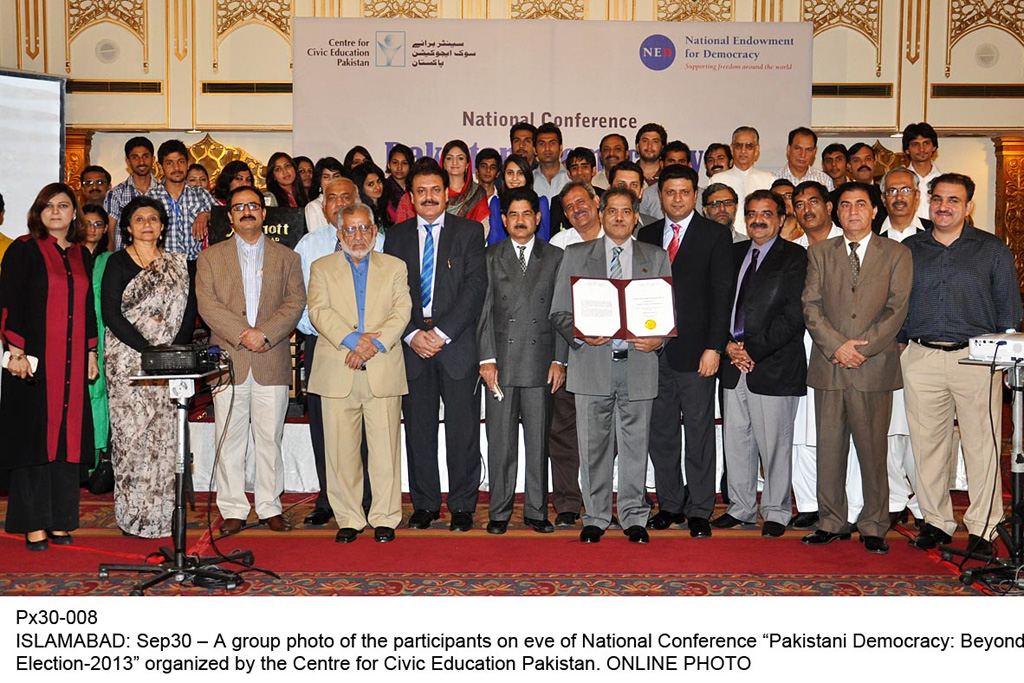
[82,204,111,469]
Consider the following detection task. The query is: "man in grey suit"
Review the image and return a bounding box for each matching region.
[478,187,567,534]
[550,187,671,544]
[801,181,912,555]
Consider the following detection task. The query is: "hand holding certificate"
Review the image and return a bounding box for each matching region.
[571,276,676,340]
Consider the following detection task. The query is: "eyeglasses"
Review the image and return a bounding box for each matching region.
[732,142,756,150]
[82,179,107,187]
[340,224,375,234]
[230,202,261,212]
[705,199,736,209]
[84,220,106,229]
[884,186,915,196]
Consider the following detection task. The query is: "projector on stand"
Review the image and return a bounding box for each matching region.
[968,333,1024,364]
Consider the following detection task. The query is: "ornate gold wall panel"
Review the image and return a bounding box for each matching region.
[904,0,922,64]
[361,0,438,18]
[215,1,293,70]
[188,134,270,190]
[64,130,94,192]
[656,0,732,23]
[508,0,583,20]
[802,0,882,76]
[17,0,49,70]
[65,0,148,73]
[946,0,1024,77]
[995,137,1024,290]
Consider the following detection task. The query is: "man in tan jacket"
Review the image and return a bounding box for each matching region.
[196,186,306,535]
[307,203,411,543]
[801,181,912,555]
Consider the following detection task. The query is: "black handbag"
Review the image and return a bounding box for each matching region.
[87,451,114,495]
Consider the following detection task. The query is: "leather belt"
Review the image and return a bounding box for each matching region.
[911,338,968,352]
[612,349,628,361]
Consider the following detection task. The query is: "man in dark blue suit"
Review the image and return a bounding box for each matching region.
[383,158,487,532]
[713,189,807,537]
[637,164,734,537]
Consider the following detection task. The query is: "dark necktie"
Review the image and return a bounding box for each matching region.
[732,248,759,341]
[849,241,861,288]
[518,245,527,274]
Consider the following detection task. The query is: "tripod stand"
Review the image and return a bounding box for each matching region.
[99,368,252,595]
[940,361,1024,587]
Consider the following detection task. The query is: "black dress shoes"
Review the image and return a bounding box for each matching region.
[861,535,889,554]
[761,521,786,538]
[524,517,554,533]
[966,534,993,556]
[624,526,650,544]
[554,511,579,527]
[909,523,953,550]
[335,527,361,544]
[450,511,474,532]
[304,507,334,526]
[790,511,819,529]
[374,527,395,543]
[710,513,746,529]
[46,531,73,546]
[25,534,48,551]
[688,516,712,538]
[801,529,852,545]
[580,525,604,543]
[486,520,508,535]
[407,510,440,529]
[647,510,685,530]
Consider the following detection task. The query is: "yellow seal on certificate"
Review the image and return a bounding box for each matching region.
[645,319,656,330]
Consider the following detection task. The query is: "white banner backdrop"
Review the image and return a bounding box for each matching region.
[294,19,812,171]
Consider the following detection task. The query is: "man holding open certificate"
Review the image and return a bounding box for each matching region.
[550,187,673,545]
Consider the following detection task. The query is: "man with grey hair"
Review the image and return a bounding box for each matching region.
[701,183,747,243]
[294,177,377,527]
[307,202,412,544]
[714,126,776,236]
[879,167,932,241]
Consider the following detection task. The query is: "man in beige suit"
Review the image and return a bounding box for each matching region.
[196,186,306,535]
[307,203,411,544]
[801,181,912,555]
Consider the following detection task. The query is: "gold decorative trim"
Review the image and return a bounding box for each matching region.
[994,137,1024,289]
[753,0,783,22]
[606,0,635,21]
[188,134,270,190]
[361,0,439,17]
[801,0,882,77]
[462,0,489,18]
[21,0,42,62]
[64,131,94,193]
[946,0,1024,77]
[313,0,343,15]
[65,0,148,73]
[656,0,731,22]
[214,1,293,71]
[173,0,189,61]
[508,0,584,20]
[15,0,23,69]
[905,0,922,64]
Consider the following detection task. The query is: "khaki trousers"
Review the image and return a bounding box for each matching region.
[322,372,403,530]
[901,342,1003,537]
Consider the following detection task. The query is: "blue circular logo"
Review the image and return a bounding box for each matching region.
[639,35,675,71]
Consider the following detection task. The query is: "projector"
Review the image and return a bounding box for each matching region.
[141,344,220,375]
[968,333,1024,363]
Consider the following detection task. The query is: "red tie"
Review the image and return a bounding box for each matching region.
[668,223,682,262]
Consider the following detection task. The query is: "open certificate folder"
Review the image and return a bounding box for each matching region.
[570,276,677,339]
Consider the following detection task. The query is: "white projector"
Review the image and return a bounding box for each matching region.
[968,333,1024,363]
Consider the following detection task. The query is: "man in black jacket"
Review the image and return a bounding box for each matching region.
[711,190,807,537]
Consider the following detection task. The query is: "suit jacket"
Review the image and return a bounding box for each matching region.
[306,250,412,399]
[637,213,734,372]
[196,236,306,385]
[802,234,912,392]
[383,214,487,380]
[720,237,808,396]
[549,238,671,400]
[477,238,568,387]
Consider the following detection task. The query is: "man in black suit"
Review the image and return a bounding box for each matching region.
[712,190,807,537]
[637,164,734,537]
[383,158,487,532]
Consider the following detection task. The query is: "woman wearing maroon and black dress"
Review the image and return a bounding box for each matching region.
[0,183,99,551]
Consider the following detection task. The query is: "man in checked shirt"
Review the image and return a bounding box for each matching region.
[900,173,1023,556]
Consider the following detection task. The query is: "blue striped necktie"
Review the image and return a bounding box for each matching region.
[421,224,436,309]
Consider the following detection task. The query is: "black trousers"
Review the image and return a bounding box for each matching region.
[402,358,481,513]
[548,384,582,514]
[5,461,80,534]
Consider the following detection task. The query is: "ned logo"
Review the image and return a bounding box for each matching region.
[639,34,675,71]
[376,31,405,67]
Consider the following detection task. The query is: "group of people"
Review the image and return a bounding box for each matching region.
[0,119,1018,559]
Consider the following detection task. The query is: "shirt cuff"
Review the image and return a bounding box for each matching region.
[373,339,386,353]
[434,328,451,344]
[480,358,497,366]
[552,360,565,366]
[403,330,418,346]
[342,331,361,351]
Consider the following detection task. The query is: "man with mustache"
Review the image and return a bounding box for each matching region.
[774,127,834,191]
[703,143,733,181]
[550,188,670,543]
[801,181,912,555]
[902,122,942,220]
[716,126,776,236]
[830,143,886,233]
[196,186,306,535]
[638,165,734,537]
[306,202,412,544]
[900,173,1022,556]
[713,190,807,537]
[509,122,537,168]
[547,182,604,526]
[79,165,111,207]
[610,161,658,227]
[591,133,629,190]
[384,158,487,532]
[478,187,566,535]
[636,123,667,187]
[701,183,747,243]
